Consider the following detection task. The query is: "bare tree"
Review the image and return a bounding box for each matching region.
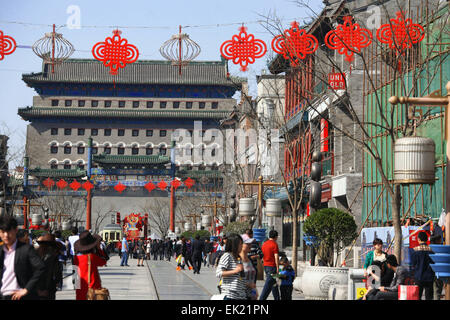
[254,0,450,265]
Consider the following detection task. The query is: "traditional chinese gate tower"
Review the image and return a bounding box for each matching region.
[18,58,243,231]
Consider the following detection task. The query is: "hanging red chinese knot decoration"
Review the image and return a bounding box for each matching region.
[324,16,372,62]
[42,178,55,189]
[376,11,425,55]
[271,21,318,67]
[170,179,182,190]
[184,177,195,189]
[70,180,81,191]
[220,26,267,72]
[82,181,94,192]
[92,29,139,75]
[144,182,156,193]
[157,180,168,191]
[56,179,68,189]
[114,182,127,194]
[0,30,17,61]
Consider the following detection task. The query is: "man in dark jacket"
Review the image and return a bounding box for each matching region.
[371,254,409,300]
[0,216,45,300]
[411,231,435,300]
[164,239,173,261]
[192,235,205,274]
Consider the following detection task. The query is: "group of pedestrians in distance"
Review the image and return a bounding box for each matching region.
[361,231,443,300]
[0,215,109,300]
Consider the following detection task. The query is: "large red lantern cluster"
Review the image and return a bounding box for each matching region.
[0,30,16,61]
[92,29,139,75]
[220,26,267,72]
[324,16,372,63]
[271,21,319,67]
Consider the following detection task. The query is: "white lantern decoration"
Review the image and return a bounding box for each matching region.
[265,198,282,217]
[239,198,256,217]
[394,136,436,184]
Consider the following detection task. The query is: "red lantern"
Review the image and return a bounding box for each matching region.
[271,21,318,67]
[170,179,182,190]
[92,29,139,75]
[82,181,94,192]
[220,26,267,72]
[43,178,55,189]
[324,16,372,63]
[70,180,81,191]
[114,182,126,194]
[376,11,425,55]
[157,180,168,191]
[184,177,195,189]
[144,182,156,193]
[56,179,68,189]
[0,30,17,61]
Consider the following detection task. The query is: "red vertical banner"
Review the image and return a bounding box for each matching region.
[321,118,329,153]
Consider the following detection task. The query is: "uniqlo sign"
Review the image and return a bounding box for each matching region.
[328,73,346,90]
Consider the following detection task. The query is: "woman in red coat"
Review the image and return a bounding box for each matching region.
[73,231,108,300]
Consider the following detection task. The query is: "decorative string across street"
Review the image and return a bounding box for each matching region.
[1,14,426,73]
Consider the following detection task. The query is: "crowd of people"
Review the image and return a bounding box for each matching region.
[361,231,443,300]
[0,217,296,301]
[5,213,440,301]
[0,216,109,300]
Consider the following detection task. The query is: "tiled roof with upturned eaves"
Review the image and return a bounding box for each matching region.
[18,107,231,121]
[22,59,243,87]
[28,168,87,178]
[93,154,170,165]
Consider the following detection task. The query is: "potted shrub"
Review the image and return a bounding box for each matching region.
[298,208,357,300]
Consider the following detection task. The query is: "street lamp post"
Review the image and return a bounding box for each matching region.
[201,200,228,236]
[389,81,450,300]
[237,176,284,227]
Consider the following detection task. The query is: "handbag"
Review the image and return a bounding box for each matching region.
[86,254,110,300]
[398,285,419,300]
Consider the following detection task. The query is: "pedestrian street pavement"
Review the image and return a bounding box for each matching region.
[56,254,304,300]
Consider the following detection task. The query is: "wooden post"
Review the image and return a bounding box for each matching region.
[237,176,284,227]
[201,200,227,236]
[389,81,450,300]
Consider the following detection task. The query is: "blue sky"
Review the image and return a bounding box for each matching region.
[0,0,323,161]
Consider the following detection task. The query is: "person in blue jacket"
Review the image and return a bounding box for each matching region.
[278,256,296,300]
[411,231,435,300]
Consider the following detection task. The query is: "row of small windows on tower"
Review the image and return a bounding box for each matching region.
[51,128,166,137]
[50,145,217,157]
[50,145,166,156]
[51,163,218,171]
[51,99,219,109]
[51,163,84,170]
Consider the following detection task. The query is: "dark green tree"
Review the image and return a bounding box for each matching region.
[303,208,357,267]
